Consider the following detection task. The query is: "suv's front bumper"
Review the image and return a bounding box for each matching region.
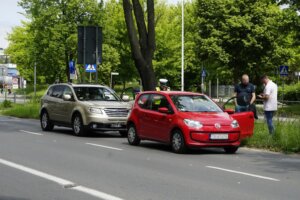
[85,115,128,131]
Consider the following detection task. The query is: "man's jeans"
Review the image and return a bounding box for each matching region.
[235,105,249,113]
[264,111,275,134]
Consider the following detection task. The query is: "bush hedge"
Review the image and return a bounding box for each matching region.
[278,82,300,101]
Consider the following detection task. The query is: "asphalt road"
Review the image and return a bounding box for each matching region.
[0,116,300,200]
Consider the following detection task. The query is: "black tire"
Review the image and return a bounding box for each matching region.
[224,146,239,154]
[72,114,87,136]
[40,110,54,131]
[119,130,128,137]
[171,129,187,154]
[127,124,140,145]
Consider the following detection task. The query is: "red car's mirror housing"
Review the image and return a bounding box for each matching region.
[224,108,235,114]
[158,107,169,114]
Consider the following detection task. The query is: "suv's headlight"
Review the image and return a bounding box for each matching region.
[88,107,103,114]
[231,120,239,128]
[184,119,203,128]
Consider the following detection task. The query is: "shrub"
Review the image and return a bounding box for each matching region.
[278,83,300,101]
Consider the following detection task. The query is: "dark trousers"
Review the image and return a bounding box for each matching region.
[264,111,275,134]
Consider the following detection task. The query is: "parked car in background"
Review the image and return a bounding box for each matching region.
[127,91,254,153]
[40,83,132,136]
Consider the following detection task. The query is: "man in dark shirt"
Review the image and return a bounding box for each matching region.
[234,74,256,112]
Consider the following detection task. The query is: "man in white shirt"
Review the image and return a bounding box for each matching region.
[258,75,278,134]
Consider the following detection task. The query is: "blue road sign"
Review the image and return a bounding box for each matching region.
[279,65,289,76]
[85,64,97,73]
[201,69,207,77]
[69,60,76,79]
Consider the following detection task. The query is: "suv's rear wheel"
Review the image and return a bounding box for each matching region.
[40,111,54,131]
[72,114,87,136]
[171,130,187,154]
[127,124,140,145]
[224,146,239,154]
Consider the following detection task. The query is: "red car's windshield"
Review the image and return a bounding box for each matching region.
[170,95,223,113]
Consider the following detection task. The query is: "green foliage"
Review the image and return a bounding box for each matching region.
[195,0,298,85]
[1,100,12,108]
[278,82,300,101]
[244,120,300,153]
[7,0,103,84]
[1,102,40,119]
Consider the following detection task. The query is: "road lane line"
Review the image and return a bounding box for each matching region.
[206,166,280,181]
[86,143,123,151]
[0,158,74,186]
[0,158,124,200]
[19,130,43,136]
[72,186,123,200]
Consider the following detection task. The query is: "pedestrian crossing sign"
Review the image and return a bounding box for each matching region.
[85,64,97,72]
[279,65,288,76]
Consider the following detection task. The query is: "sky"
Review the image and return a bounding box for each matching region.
[0,0,181,50]
[0,0,27,49]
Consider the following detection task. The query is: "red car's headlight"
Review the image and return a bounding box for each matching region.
[184,119,203,129]
[231,120,239,128]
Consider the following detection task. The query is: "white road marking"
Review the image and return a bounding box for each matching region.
[0,158,74,186]
[0,158,124,200]
[86,143,123,151]
[19,130,43,136]
[206,166,280,182]
[72,186,123,200]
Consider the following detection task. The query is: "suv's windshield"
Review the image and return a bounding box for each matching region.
[171,95,222,113]
[73,87,121,101]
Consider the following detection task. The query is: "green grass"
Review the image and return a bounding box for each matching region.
[0,102,40,119]
[243,120,300,153]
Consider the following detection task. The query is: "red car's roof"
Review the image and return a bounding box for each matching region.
[139,91,204,96]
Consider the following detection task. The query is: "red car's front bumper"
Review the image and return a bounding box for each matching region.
[183,127,241,148]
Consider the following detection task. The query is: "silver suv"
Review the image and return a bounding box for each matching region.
[40,83,131,136]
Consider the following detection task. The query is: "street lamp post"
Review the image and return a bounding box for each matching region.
[181,0,185,91]
[110,72,119,88]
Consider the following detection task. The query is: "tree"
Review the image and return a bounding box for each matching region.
[123,0,157,91]
[15,0,103,83]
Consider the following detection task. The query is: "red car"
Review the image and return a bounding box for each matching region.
[127,91,254,153]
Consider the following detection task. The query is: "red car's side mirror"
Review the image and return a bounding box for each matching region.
[224,108,235,114]
[158,107,169,114]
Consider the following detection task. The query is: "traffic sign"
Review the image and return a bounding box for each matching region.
[279,65,289,76]
[69,60,76,80]
[85,64,97,73]
[201,69,207,77]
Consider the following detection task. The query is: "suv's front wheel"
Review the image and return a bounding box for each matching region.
[40,111,54,131]
[72,114,87,136]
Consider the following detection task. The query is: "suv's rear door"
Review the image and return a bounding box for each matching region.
[231,111,254,140]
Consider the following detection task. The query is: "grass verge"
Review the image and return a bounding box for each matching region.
[0,102,40,119]
[243,119,300,153]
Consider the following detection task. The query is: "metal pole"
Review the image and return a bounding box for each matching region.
[83,26,86,83]
[110,73,112,88]
[181,0,184,91]
[217,77,219,99]
[95,26,99,84]
[209,80,211,97]
[34,62,36,98]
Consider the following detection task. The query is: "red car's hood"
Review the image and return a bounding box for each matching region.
[178,112,233,126]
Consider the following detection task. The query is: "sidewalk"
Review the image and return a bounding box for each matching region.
[0,93,27,104]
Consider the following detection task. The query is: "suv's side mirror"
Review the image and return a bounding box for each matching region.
[63,94,72,101]
[158,107,169,114]
[122,95,130,101]
[224,108,235,114]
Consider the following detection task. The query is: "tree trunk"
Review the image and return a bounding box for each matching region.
[123,0,156,91]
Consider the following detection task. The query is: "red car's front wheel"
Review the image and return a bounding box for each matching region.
[171,130,187,154]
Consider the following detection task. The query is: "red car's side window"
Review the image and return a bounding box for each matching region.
[137,94,151,109]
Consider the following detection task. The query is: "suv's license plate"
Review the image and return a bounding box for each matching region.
[210,134,228,140]
[111,123,122,128]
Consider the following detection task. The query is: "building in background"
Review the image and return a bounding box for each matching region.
[0,48,24,90]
